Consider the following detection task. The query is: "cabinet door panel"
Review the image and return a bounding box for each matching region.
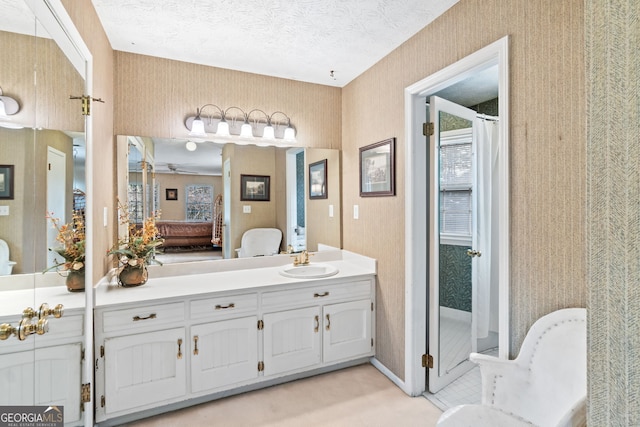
[263,306,321,376]
[104,328,186,414]
[191,316,258,393]
[0,344,82,425]
[323,299,372,363]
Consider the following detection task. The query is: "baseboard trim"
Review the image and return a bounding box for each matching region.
[370,357,415,396]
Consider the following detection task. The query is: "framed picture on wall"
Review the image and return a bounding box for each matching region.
[0,165,14,200]
[240,174,270,201]
[309,159,328,199]
[359,138,395,197]
[166,188,178,200]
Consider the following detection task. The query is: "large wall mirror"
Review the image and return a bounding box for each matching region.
[0,1,86,278]
[0,0,92,424]
[116,136,341,264]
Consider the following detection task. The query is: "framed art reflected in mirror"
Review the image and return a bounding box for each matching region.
[241,174,270,201]
[0,165,14,200]
[309,159,327,199]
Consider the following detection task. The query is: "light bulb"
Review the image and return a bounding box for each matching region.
[185,141,197,151]
[216,120,230,136]
[240,122,253,138]
[284,126,296,142]
[262,125,275,140]
[189,118,206,137]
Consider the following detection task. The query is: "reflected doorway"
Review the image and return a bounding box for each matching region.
[286,148,306,252]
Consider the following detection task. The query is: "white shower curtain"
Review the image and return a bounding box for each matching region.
[474,117,499,339]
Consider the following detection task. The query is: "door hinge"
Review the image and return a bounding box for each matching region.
[81,348,85,361]
[258,361,264,372]
[257,319,264,330]
[100,345,104,358]
[422,354,434,369]
[69,94,105,116]
[371,302,374,311]
[101,395,105,408]
[423,122,434,136]
[81,383,91,403]
[371,338,374,348]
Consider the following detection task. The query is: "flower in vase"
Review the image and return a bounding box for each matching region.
[44,211,86,273]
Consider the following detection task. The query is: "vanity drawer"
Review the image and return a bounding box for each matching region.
[190,293,258,321]
[262,280,372,311]
[102,302,185,333]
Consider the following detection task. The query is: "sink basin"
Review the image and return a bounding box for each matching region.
[279,263,339,279]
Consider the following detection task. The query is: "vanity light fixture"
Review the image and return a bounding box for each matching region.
[185,104,297,146]
[0,87,23,129]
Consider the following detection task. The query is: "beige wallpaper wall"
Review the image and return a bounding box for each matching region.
[113,52,342,148]
[586,0,639,424]
[342,0,586,378]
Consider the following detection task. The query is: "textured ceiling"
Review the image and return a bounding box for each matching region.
[91,0,459,87]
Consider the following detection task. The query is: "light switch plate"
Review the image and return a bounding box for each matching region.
[0,206,8,216]
[353,205,359,220]
[329,204,334,217]
[243,205,251,213]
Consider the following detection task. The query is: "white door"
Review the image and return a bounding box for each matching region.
[323,299,372,363]
[104,328,186,415]
[190,317,258,393]
[47,146,66,269]
[0,343,82,425]
[428,96,480,393]
[263,306,321,376]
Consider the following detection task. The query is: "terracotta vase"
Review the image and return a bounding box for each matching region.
[66,270,85,292]
[118,264,148,287]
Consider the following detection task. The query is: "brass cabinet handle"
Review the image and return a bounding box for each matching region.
[193,336,199,356]
[215,303,235,310]
[314,292,329,298]
[0,323,16,341]
[314,315,319,333]
[133,313,157,321]
[177,338,183,359]
[38,303,64,319]
[325,314,331,331]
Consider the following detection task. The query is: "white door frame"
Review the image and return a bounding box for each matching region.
[403,36,510,396]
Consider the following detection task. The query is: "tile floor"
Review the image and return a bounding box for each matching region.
[423,347,499,411]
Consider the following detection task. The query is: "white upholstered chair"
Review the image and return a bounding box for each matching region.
[437,308,586,427]
[235,228,282,258]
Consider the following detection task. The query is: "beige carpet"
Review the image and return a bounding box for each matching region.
[125,363,443,427]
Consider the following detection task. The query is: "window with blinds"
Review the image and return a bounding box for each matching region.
[439,129,472,242]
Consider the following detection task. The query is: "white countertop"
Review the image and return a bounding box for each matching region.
[0,286,86,319]
[96,251,376,308]
[0,249,376,317]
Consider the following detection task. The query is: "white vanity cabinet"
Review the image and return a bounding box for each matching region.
[94,259,375,425]
[189,293,259,393]
[262,279,374,377]
[95,302,187,419]
[0,312,84,426]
